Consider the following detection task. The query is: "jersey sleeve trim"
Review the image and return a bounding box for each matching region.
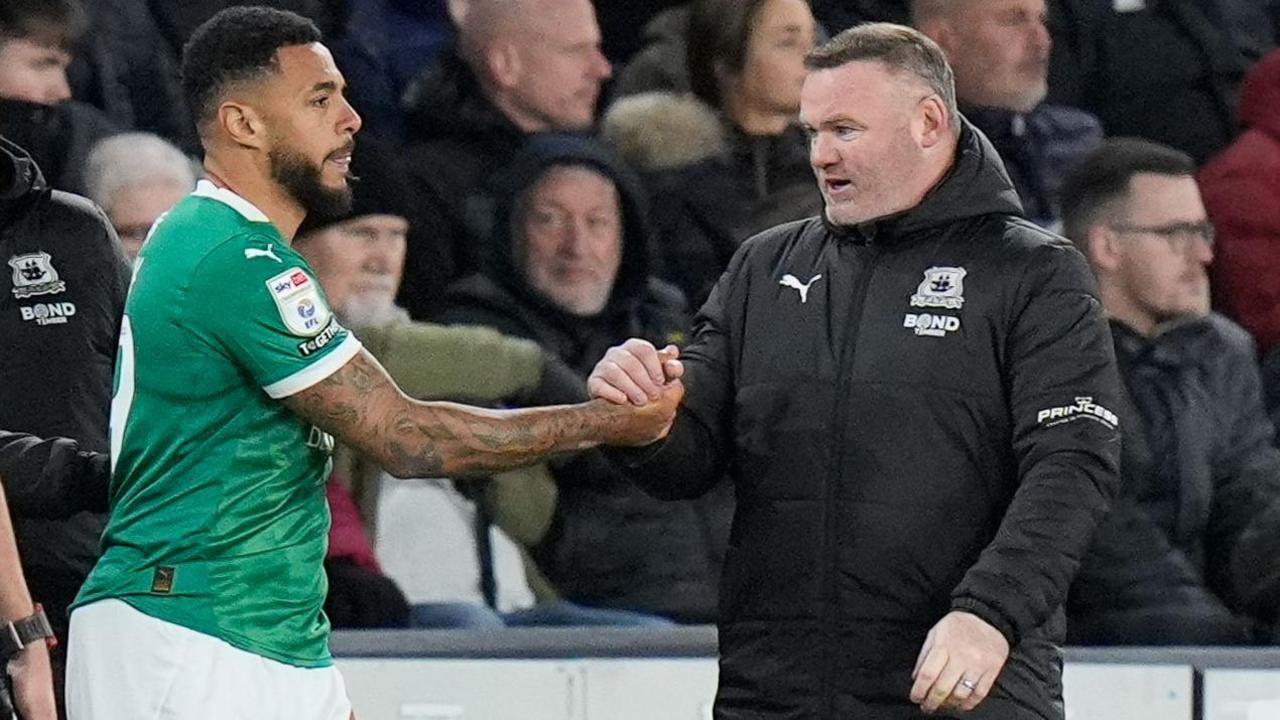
[262,334,362,399]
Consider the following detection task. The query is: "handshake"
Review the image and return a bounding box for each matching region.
[586,339,686,448]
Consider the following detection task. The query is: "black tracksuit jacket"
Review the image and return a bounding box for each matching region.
[610,121,1122,719]
[0,137,128,638]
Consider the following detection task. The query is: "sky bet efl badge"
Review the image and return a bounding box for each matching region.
[266,267,331,337]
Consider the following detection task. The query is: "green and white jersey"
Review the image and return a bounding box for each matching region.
[73,180,362,667]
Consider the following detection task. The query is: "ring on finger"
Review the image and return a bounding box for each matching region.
[959,677,978,692]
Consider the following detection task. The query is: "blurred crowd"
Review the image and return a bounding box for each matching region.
[4,0,1280,659]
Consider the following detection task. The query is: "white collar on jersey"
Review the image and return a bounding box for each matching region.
[191,180,271,223]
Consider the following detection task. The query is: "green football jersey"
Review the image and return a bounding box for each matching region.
[73,181,362,667]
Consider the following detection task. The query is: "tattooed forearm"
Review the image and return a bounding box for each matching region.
[288,350,388,429]
[285,349,680,479]
[384,402,602,478]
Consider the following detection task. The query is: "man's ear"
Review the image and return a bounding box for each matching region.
[916,94,950,149]
[1085,224,1123,274]
[487,41,522,90]
[218,101,267,150]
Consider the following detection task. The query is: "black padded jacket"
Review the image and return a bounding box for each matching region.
[610,121,1122,719]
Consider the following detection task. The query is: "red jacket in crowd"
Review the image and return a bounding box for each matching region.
[1202,50,1280,357]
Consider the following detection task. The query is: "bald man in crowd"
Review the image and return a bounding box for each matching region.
[397,0,613,317]
[912,0,1102,228]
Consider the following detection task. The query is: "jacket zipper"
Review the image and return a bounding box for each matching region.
[823,243,880,718]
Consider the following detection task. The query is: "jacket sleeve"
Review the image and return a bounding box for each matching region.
[951,242,1122,644]
[0,431,110,519]
[602,242,745,500]
[355,321,545,403]
[1204,329,1280,615]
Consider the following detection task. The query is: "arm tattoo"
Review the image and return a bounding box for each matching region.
[284,350,640,478]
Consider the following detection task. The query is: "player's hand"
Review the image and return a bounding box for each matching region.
[598,377,684,447]
[8,643,57,720]
[910,610,1009,714]
[588,340,684,406]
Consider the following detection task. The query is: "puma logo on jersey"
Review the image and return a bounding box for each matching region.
[244,245,281,263]
[780,274,822,303]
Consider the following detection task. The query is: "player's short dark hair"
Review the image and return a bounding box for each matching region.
[805,22,957,130]
[0,0,88,51]
[1059,137,1196,244]
[181,6,322,130]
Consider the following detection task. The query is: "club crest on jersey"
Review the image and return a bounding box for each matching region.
[8,252,66,299]
[910,267,966,310]
[266,267,331,337]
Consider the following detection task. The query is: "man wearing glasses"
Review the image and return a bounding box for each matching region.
[1060,137,1280,645]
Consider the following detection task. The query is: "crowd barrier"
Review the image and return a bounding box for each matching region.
[331,628,1280,720]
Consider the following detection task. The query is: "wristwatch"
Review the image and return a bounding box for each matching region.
[0,605,55,662]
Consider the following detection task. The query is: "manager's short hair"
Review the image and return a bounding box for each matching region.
[181,6,321,130]
[805,22,957,130]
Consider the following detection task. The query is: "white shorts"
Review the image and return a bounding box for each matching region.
[67,599,352,720]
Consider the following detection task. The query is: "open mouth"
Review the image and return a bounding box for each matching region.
[327,143,355,169]
[824,178,853,194]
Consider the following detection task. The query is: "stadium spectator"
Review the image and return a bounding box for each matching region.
[329,0,459,144]
[437,135,730,623]
[591,24,1121,717]
[68,0,194,150]
[1200,49,1280,358]
[594,0,688,67]
[608,5,693,98]
[914,0,1102,228]
[604,0,822,309]
[397,0,612,318]
[1060,137,1280,645]
[0,0,83,107]
[0,135,129,716]
[1046,0,1250,164]
[0,0,119,193]
[83,133,196,261]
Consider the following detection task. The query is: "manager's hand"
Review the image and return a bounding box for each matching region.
[588,340,683,406]
[910,610,1009,714]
